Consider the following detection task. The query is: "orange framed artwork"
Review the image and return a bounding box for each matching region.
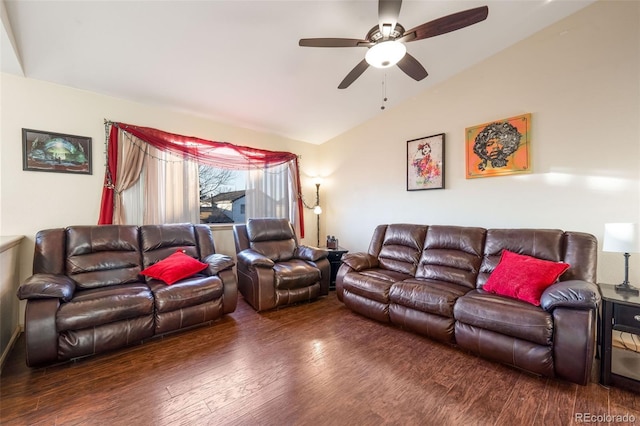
[465,113,531,179]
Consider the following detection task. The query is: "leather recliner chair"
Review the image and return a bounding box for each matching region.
[233,218,330,312]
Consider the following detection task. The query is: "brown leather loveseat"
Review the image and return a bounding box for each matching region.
[17,223,237,367]
[336,224,600,385]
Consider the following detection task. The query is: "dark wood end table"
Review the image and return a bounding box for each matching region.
[598,283,640,393]
[322,247,348,291]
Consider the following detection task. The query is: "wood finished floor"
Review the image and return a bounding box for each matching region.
[1,292,638,426]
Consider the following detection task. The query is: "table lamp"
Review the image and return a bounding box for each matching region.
[603,223,640,295]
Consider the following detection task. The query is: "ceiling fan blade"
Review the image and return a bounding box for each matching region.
[397,53,428,81]
[402,5,489,42]
[378,0,402,34]
[338,59,370,89]
[299,38,370,48]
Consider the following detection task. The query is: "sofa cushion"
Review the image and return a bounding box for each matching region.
[247,218,297,262]
[148,275,224,313]
[56,283,153,331]
[483,250,569,306]
[140,224,201,267]
[252,239,297,262]
[141,250,208,285]
[390,279,470,318]
[454,290,553,346]
[273,259,321,290]
[66,225,142,289]
[477,229,564,287]
[415,225,486,289]
[377,224,427,275]
[342,272,397,304]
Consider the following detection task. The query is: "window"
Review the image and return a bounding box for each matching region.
[199,165,247,224]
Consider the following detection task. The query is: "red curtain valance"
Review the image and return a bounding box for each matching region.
[98,121,304,236]
[114,122,298,169]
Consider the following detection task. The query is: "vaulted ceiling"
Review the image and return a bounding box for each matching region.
[1,0,594,144]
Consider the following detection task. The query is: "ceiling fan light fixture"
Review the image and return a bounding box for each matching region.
[365,40,406,68]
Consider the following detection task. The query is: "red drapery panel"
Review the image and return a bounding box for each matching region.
[98,125,119,225]
[97,122,305,236]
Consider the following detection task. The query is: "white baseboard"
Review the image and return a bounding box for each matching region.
[0,326,22,372]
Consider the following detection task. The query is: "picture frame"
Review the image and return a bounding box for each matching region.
[465,113,531,179]
[22,128,92,175]
[407,133,445,191]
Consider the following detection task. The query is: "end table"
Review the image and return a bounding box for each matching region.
[322,247,348,291]
[598,283,640,393]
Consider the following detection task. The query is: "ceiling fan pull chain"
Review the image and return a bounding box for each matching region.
[381,74,388,110]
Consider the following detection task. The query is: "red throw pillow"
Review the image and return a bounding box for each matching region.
[483,250,570,306]
[141,250,208,285]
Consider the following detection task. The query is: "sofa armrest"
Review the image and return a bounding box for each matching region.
[552,307,597,385]
[203,253,235,275]
[17,273,76,302]
[218,268,238,314]
[540,280,601,311]
[341,252,379,271]
[295,245,328,262]
[237,249,275,268]
[24,298,60,367]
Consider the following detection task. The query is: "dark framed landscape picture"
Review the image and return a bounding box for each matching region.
[22,128,92,174]
[407,133,445,191]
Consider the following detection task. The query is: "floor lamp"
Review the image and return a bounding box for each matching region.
[312,180,322,247]
[603,222,640,295]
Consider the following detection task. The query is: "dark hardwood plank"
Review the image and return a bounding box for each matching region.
[495,373,548,426]
[573,382,611,425]
[521,371,577,426]
[610,385,640,412]
[1,293,638,425]
[606,385,640,425]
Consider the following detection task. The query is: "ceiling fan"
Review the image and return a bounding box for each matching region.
[299,0,489,89]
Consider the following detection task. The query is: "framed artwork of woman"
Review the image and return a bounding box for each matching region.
[407,133,445,191]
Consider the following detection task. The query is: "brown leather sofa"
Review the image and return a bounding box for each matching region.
[16,223,237,367]
[336,224,600,385]
[233,218,330,312]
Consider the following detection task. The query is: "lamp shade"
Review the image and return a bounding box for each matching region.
[313,205,322,215]
[603,223,640,253]
[365,41,406,68]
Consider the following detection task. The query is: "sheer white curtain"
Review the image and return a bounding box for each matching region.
[246,161,300,234]
[120,134,199,225]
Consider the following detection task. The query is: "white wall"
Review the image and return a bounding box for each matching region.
[0,74,323,326]
[318,0,640,285]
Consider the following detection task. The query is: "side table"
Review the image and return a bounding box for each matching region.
[322,247,348,291]
[599,283,640,393]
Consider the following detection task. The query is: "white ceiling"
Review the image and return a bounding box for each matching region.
[1,0,594,145]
